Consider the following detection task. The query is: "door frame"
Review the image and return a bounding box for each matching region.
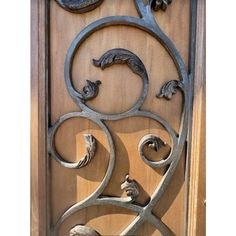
[31,0,49,235]
[187,1,206,235]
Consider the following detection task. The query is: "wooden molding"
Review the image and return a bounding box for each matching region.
[31,0,48,235]
[187,0,206,235]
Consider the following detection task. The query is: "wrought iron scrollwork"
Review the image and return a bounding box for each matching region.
[55,0,173,14]
[48,0,197,235]
[55,0,104,13]
[48,120,99,169]
[138,134,170,168]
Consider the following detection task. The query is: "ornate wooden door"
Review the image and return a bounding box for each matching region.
[31,0,205,235]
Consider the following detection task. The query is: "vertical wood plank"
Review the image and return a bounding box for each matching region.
[31,0,39,234]
[31,0,48,235]
[187,0,206,235]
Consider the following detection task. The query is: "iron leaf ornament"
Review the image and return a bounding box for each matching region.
[48,133,97,169]
[63,134,97,169]
[93,48,147,77]
[55,0,104,13]
[81,80,101,100]
[121,175,139,202]
[157,80,183,100]
[55,0,173,14]
[69,225,101,236]
[150,0,172,11]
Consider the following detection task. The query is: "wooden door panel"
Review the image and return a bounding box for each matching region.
[31,0,205,235]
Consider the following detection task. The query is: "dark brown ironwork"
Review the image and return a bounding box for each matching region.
[150,0,172,11]
[55,0,104,13]
[81,80,101,101]
[157,80,184,100]
[46,0,198,235]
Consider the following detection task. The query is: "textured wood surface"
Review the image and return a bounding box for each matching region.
[31,0,206,235]
[50,1,189,235]
[31,0,48,235]
[187,0,206,235]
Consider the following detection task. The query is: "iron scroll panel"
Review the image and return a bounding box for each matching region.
[48,0,197,235]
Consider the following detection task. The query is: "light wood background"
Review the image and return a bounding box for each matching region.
[50,0,190,235]
[31,0,205,235]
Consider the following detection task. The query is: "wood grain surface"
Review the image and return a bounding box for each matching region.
[50,1,189,235]
[31,0,48,235]
[187,0,206,235]
[31,0,205,235]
